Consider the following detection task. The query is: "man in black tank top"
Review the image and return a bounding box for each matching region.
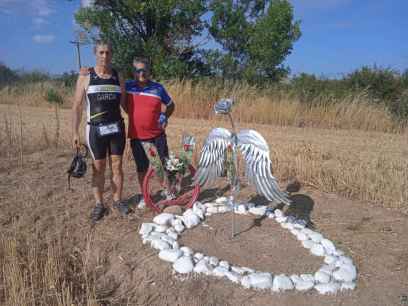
[72,40,129,222]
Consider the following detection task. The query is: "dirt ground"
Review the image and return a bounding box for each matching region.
[0,105,407,306]
[1,147,407,306]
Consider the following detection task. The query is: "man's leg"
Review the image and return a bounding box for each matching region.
[109,154,123,202]
[130,138,150,205]
[92,159,106,204]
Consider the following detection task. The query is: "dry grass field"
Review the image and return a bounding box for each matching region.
[0,84,407,305]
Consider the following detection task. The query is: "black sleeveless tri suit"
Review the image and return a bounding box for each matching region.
[85,68,125,160]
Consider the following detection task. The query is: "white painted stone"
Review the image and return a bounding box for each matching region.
[290,275,302,285]
[183,213,200,229]
[225,271,241,283]
[241,276,252,289]
[315,282,340,295]
[321,239,336,255]
[219,261,230,269]
[241,267,255,274]
[300,274,315,283]
[193,259,212,274]
[293,221,306,229]
[286,216,296,223]
[231,266,246,275]
[160,234,175,245]
[296,232,308,241]
[180,246,193,256]
[338,256,354,266]
[159,249,183,263]
[309,232,323,243]
[215,197,228,204]
[276,216,287,223]
[247,273,273,289]
[235,204,248,214]
[247,202,256,209]
[209,256,219,267]
[319,264,336,275]
[192,206,205,220]
[218,205,232,213]
[151,239,170,251]
[272,274,294,291]
[173,256,194,274]
[139,223,154,236]
[310,243,326,256]
[341,282,356,291]
[324,255,337,265]
[194,253,204,261]
[281,222,291,229]
[167,231,178,240]
[207,206,219,214]
[193,201,206,214]
[302,228,314,236]
[153,213,175,226]
[172,241,179,250]
[174,224,185,233]
[154,225,168,233]
[302,240,315,249]
[290,229,300,236]
[212,266,229,277]
[295,280,314,291]
[314,271,331,284]
[147,232,166,240]
[274,209,283,218]
[333,249,344,256]
[266,210,275,217]
[249,206,267,216]
[333,264,357,282]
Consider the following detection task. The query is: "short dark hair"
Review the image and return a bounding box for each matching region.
[93,40,112,53]
[133,57,151,71]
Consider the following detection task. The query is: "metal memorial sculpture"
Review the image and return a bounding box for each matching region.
[142,134,200,213]
[194,99,291,237]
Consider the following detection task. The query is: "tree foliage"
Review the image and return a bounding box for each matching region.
[208,0,301,81]
[75,0,207,78]
[75,0,301,81]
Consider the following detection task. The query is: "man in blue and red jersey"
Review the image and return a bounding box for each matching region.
[126,57,175,205]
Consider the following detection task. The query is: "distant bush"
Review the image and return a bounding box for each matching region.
[0,63,19,88]
[44,88,64,105]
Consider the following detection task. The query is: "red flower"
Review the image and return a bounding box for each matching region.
[149,147,157,157]
[183,144,191,151]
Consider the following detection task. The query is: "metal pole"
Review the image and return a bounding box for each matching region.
[70,40,82,69]
[228,112,239,239]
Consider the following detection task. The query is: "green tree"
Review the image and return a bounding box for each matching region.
[0,63,20,87]
[208,0,301,81]
[75,0,207,79]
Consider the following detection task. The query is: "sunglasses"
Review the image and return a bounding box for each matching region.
[133,67,148,74]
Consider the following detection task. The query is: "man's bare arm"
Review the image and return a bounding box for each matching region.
[119,76,128,113]
[71,74,87,148]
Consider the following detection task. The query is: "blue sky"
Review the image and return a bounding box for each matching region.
[0,0,407,77]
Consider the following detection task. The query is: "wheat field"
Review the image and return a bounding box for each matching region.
[0,81,407,305]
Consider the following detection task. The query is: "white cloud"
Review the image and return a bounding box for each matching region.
[81,0,95,8]
[0,0,55,28]
[33,17,47,26]
[33,34,55,44]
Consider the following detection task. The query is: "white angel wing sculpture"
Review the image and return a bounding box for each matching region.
[194,128,232,186]
[194,128,291,205]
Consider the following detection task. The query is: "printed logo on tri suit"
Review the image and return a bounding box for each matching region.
[86,68,122,124]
